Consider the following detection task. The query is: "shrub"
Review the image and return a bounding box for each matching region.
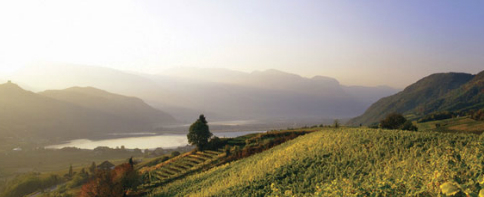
[401,121,418,131]
[206,136,227,150]
[67,171,89,189]
[80,163,140,197]
[171,151,181,157]
[380,113,407,130]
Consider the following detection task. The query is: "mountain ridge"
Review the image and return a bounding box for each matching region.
[11,63,399,121]
[0,82,176,139]
[40,86,176,125]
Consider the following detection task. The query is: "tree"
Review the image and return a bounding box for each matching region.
[128,157,134,168]
[67,165,74,179]
[333,119,340,128]
[187,114,213,150]
[81,170,118,197]
[111,163,140,196]
[380,113,418,131]
[81,163,140,197]
[89,162,96,175]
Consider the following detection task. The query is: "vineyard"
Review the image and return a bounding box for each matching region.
[139,149,225,188]
[148,128,484,197]
[138,130,312,194]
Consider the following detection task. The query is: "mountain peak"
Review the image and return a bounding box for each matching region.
[0,81,27,92]
[62,86,111,95]
[311,76,340,85]
[253,69,298,76]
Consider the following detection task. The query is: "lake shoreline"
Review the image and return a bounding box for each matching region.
[45,130,266,150]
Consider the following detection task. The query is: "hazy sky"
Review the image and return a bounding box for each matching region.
[0,1,483,88]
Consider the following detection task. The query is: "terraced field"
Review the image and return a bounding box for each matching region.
[138,129,314,195]
[140,149,225,187]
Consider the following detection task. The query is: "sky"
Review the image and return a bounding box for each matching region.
[0,1,483,88]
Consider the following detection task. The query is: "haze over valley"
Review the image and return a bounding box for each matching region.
[1,1,484,196]
[6,63,399,124]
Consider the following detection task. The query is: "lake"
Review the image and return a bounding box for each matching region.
[45,131,264,150]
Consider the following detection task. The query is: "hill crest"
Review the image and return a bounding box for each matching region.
[347,72,478,125]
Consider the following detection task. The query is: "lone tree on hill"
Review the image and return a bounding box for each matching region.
[187,114,212,150]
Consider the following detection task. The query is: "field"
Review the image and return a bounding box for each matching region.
[418,117,484,133]
[137,130,313,194]
[148,128,484,196]
[140,149,225,188]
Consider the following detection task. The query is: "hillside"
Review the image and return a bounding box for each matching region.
[40,87,175,125]
[0,82,175,139]
[348,72,476,125]
[149,128,484,196]
[428,70,484,112]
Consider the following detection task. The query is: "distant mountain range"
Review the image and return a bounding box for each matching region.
[348,70,484,125]
[8,63,399,122]
[0,82,176,139]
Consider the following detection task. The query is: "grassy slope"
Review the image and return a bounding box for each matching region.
[348,72,475,126]
[150,128,484,197]
[418,117,484,133]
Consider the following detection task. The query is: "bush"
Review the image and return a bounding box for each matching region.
[224,145,231,156]
[171,151,181,157]
[80,163,140,197]
[471,109,484,121]
[206,136,227,150]
[67,171,89,189]
[161,156,170,162]
[380,113,407,130]
[401,121,418,131]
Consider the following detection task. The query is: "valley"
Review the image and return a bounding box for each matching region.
[0,68,483,197]
[1,1,483,196]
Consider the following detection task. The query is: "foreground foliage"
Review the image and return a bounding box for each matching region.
[81,163,140,197]
[0,173,60,197]
[150,128,484,196]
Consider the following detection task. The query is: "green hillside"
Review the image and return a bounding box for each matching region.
[348,72,480,125]
[149,128,484,196]
[417,116,484,133]
[429,70,484,113]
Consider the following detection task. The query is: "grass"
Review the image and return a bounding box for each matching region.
[418,117,484,133]
[148,128,484,197]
